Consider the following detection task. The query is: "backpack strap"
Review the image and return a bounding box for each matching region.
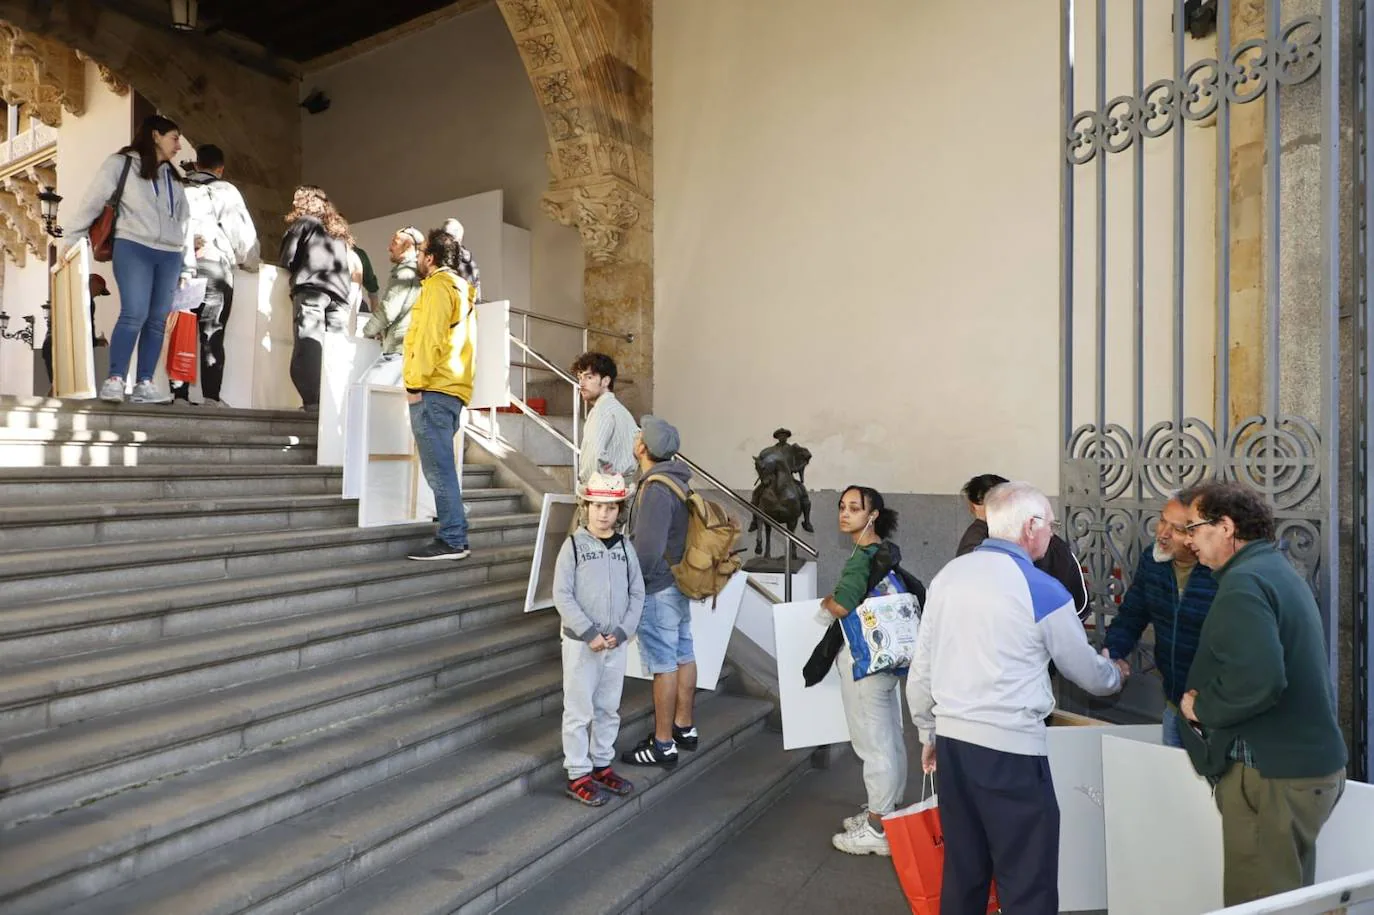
[107,155,134,209]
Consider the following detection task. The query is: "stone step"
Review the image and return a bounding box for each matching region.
[0,463,350,505]
[0,396,315,438]
[0,514,540,607]
[312,695,773,915]
[0,426,318,467]
[0,576,536,743]
[51,687,764,915]
[0,545,535,666]
[0,629,566,915]
[0,487,525,551]
[495,734,814,915]
[0,601,555,833]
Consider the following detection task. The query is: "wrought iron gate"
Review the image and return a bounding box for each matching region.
[1058,0,1367,774]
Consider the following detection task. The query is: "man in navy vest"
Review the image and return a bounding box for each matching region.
[1103,495,1217,747]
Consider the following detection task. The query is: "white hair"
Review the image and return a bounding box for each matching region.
[442,217,465,243]
[985,481,1052,541]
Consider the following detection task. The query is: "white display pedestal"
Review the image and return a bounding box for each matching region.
[737,562,817,658]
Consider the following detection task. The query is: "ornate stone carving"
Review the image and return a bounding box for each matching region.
[557,143,593,178]
[76,51,129,96]
[0,186,44,256]
[0,24,85,126]
[573,182,643,265]
[0,220,27,266]
[537,70,575,105]
[547,107,586,141]
[540,192,576,228]
[503,0,549,32]
[519,33,562,69]
[594,139,631,178]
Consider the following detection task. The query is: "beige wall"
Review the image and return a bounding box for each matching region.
[301,4,583,339]
[653,0,1219,495]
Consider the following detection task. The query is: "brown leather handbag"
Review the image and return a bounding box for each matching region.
[89,155,134,263]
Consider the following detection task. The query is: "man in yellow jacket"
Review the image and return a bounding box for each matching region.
[403,228,477,561]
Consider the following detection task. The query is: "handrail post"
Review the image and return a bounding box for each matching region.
[521,314,529,401]
[784,544,793,602]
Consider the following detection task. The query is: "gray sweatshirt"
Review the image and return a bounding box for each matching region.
[553,529,646,644]
[67,152,189,254]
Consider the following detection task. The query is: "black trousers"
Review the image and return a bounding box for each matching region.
[935,736,1060,915]
[172,269,234,402]
[289,289,345,409]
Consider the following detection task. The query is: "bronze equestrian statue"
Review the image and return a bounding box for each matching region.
[748,428,815,559]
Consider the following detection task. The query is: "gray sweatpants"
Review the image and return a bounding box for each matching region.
[562,635,628,778]
[837,644,908,815]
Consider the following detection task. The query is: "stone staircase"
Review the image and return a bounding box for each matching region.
[0,397,811,915]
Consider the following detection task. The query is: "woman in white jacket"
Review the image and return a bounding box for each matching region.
[66,115,190,404]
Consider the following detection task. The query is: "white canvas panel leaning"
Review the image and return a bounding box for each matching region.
[470,300,511,411]
[357,384,437,528]
[524,493,580,613]
[1045,724,1159,913]
[318,334,382,468]
[774,599,850,750]
[736,562,818,658]
[624,571,747,692]
[51,239,95,399]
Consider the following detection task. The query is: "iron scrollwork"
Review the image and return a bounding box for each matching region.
[1064,15,1323,165]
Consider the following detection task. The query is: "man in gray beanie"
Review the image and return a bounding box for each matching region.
[622,415,698,769]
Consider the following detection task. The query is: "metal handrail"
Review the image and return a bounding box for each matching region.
[509,306,634,343]
[671,453,818,559]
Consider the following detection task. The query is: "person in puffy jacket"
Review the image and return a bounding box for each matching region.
[66,115,190,405]
[279,186,351,410]
[553,472,644,807]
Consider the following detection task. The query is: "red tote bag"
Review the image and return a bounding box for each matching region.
[166,310,199,384]
[884,776,1000,915]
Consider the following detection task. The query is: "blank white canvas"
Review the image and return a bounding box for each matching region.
[624,571,747,692]
[318,334,381,467]
[1103,734,1224,915]
[524,494,580,612]
[358,384,435,527]
[774,600,850,750]
[1313,779,1374,914]
[471,299,511,411]
[1047,724,1159,913]
[736,563,817,658]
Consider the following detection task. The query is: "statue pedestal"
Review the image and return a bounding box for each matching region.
[736,561,817,658]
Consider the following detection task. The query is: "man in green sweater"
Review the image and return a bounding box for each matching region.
[1177,480,1346,907]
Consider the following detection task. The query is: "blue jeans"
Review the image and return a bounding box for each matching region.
[1162,704,1185,748]
[110,239,183,381]
[408,391,468,549]
[637,584,693,675]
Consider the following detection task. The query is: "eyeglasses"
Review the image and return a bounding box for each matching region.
[1032,516,1062,533]
[1183,519,1218,533]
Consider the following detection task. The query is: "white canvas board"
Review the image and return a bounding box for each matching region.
[523,493,580,612]
[1103,734,1224,915]
[344,356,405,499]
[357,384,435,527]
[1312,779,1374,913]
[774,599,850,750]
[472,299,511,411]
[51,238,95,399]
[221,267,298,410]
[351,190,506,300]
[624,571,748,691]
[736,562,818,658]
[318,333,381,467]
[1046,724,1159,912]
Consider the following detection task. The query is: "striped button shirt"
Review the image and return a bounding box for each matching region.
[578,391,639,484]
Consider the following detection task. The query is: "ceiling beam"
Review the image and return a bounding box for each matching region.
[301,0,494,73]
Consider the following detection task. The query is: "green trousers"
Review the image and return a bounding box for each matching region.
[1214,762,1345,907]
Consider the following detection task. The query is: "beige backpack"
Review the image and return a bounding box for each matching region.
[638,474,742,601]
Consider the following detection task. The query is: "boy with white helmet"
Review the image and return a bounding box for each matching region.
[554,472,645,805]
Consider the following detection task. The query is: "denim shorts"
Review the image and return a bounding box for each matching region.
[638,584,694,675]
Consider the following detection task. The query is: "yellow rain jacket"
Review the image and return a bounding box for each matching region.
[402,267,476,402]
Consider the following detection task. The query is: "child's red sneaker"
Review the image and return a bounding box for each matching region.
[566,774,608,806]
[591,766,634,796]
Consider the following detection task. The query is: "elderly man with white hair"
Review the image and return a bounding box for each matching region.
[908,481,1124,915]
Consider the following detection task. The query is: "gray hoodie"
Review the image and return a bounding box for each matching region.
[553,529,646,644]
[67,152,189,254]
[630,460,693,594]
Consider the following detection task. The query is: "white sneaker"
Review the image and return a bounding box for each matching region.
[832,819,890,856]
[841,805,870,833]
[99,376,125,403]
[130,381,171,405]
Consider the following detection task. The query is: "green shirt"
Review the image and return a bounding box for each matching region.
[833,543,879,613]
[1186,540,1346,778]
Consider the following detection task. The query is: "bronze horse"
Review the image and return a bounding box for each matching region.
[749,450,806,558]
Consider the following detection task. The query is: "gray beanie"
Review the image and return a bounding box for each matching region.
[639,415,681,460]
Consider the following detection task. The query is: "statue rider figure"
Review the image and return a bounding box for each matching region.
[752,428,814,534]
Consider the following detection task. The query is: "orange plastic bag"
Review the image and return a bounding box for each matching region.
[885,777,1000,915]
[166,310,198,383]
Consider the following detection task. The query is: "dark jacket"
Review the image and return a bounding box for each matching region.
[630,460,693,595]
[957,518,1088,620]
[1180,540,1347,779]
[803,541,926,686]
[279,215,351,305]
[1104,552,1217,704]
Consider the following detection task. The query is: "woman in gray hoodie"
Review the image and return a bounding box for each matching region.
[67,115,190,405]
